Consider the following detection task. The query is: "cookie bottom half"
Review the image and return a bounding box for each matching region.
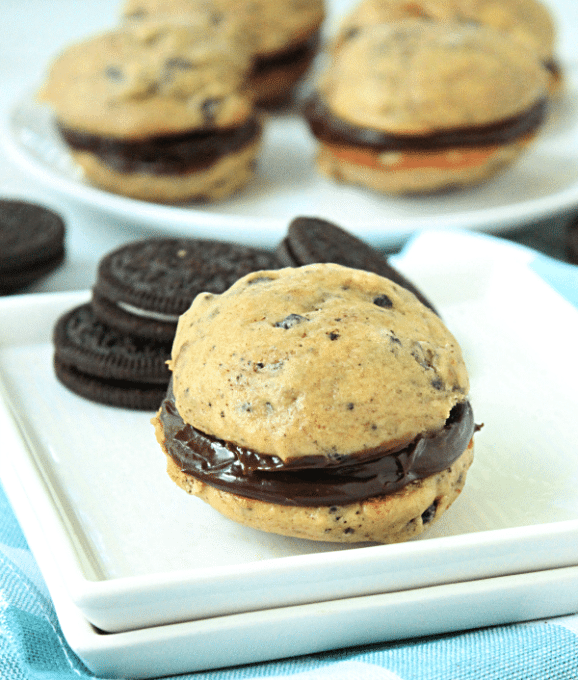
[157,417,474,544]
[70,138,261,203]
[316,137,534,195]
[250,57,315,108]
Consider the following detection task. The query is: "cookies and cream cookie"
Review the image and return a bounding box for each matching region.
[334,0,560,91]
[38,22,261,202]
[304,20,549,194]
[121,0,326,106]
[0,200,66,294]
[153,263,476,543]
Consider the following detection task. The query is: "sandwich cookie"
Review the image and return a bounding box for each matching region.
[0,200,65,294]
[53,304,170,410]
[92,237,282,342]
[304,20,549,194]
[153,262,476,543]
[38,22,260,203]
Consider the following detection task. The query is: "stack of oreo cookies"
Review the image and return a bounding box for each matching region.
[53,238,281,410]
[0,199,66,294]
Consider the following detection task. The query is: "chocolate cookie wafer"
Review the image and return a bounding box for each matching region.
[53,303,170,410]
[92,237,282,342]
[277,216,437,312]
[0,199,65,294]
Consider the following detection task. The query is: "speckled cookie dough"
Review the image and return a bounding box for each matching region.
[169,263,469,460]
[122,0,325,58]
[121,0,257,59]
[334,0,557,77]
[39,22,253,138]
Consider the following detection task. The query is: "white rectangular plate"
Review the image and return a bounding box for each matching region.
[1,230,578,635]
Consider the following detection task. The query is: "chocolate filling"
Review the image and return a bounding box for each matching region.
[252,33,320,76]
[159,389,475,506]
[303,93,547,152]
[58,117,261,175]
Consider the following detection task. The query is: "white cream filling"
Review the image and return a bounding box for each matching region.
[118,301,180,323]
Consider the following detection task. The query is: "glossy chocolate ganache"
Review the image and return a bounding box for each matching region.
[58,116,261,175]
[303,94,547,152]
[159,387,475,507]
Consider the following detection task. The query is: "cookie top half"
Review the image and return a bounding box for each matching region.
[38,21,253,138]
[169,263,469,461]
[122,0,326,58]
[336,0,556,63]
[319,20,548,134]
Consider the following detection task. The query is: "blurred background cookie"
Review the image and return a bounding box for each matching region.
[38,21,261,202]
[0,199,65,295]
[121,0,326,107]
[304,20,549,194]
[334,0,560,93]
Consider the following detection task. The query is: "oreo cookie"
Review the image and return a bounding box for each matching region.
[0,199,65,294]
[92,238,282,342]
[277,216,437,313]
[53,304,170,410]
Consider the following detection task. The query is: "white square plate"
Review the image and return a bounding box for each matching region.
[1,230,578,636]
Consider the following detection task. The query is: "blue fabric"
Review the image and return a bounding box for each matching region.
[2,237,578,680]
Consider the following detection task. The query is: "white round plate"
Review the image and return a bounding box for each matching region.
[2,74,578,248]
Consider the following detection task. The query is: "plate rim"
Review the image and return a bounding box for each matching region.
[2,79,578,248]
